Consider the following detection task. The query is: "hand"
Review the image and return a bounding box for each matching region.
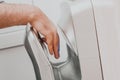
[0,4,59,59]
[29,8,60,59]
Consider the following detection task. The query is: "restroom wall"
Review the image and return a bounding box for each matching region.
[33,0,65,24]
[3,0,32,4]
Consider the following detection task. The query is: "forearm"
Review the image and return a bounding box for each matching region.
[0,3,42,28]
[0,3,59,58]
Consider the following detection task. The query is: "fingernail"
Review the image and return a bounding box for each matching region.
[58,42,60,52]
[50,52,53,55]
[55,55,59,59]
[56,43,60,59]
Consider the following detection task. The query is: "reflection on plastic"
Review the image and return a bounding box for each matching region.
[53,45,81,80]
[40,28,81,80]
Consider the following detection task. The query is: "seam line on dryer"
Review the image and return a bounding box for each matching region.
[68,4,83,79]
[90,1,105,80]
[0,29,25,34]
[0,44,24,51]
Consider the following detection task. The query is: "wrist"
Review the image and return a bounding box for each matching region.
[28,6,42,24]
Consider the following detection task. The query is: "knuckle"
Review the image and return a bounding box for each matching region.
[46,34,52,40]
[48,45,52,50]
[51,29,57,33]
[46,31,53,36]
[50,28,57,34]
[46,37,52,44]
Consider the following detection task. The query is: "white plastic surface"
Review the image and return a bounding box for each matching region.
[91,0,120,80]
[69,0,103,80]
[0,26,26,49]
[27,28,55,80]
[0,46,36,80]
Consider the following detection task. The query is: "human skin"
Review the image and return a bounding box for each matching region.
[0,3,59,59]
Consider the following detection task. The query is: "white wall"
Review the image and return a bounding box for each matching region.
[33,0,67,24]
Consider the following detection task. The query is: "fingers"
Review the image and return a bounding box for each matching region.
[46,35,54,55]
[32,22,54,55]
[53,33,60,59]
[45,30,60,59]
[31,20,60,59]
[32,27,39,37]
